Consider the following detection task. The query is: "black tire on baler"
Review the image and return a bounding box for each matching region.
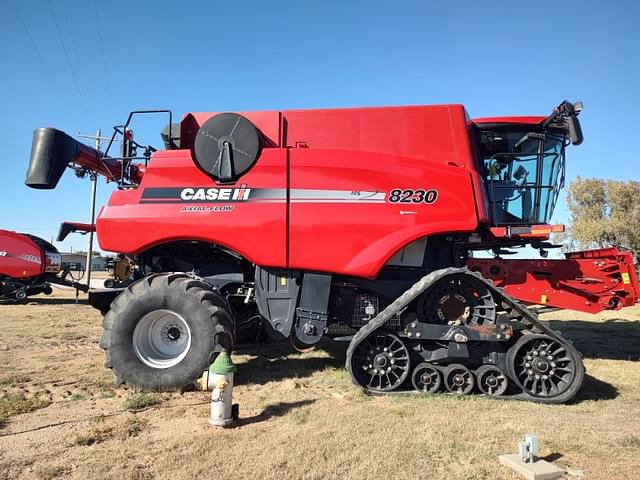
[99,273,234,391]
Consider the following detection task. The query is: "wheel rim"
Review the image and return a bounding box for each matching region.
[508,335,577,399]
[411,363,442,393]
[444,364,475,394]
[476,365,508,396]
[133,309,192,369]
[352,331,410,391]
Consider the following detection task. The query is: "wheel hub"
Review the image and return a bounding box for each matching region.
[420,373,435,385]
[531,357,550,374]
[417,275,496,326]
[374,354,389,369]
[439,294,469,323]
[485,375,499,388]
[133,310,192,369]
[165,325,182,342]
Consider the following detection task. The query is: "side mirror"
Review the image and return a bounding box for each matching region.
[567,116,583,145]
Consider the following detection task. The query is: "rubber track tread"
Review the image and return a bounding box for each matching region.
[346,267,577,395]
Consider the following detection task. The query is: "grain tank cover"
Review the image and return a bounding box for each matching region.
[192,113,263,183]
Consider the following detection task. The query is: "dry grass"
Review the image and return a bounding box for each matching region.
[125,393,163,411]
[0,289,639,479]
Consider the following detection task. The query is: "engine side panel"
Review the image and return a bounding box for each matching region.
[289,148,478,278]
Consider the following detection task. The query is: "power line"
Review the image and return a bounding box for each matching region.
[93,0,115,118]
[61,0,97,124]
[10,0,74,124]
[47,0,92,126]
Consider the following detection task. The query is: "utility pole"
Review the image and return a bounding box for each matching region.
[85,129,100,293]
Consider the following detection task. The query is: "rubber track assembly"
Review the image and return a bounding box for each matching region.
[346,267,585,403]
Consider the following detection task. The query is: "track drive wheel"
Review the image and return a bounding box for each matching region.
[416,274,496,325]
[350,331,410,392]
[444,363,475,395]
[411,363,442,393]
[99,273,234,391]
[475,365,508,397]
[506,333,584,404]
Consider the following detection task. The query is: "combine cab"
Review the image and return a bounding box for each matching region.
[24,101,639,403]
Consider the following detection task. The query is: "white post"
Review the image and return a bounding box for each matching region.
[85,129,100,291]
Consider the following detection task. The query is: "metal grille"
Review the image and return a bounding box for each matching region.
[352,294,401,330]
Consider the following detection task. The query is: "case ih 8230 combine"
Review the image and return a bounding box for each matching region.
[24,101,638,403]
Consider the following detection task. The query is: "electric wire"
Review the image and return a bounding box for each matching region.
[93,0,115,118]
[47,0,92,126]
[61,0,97,124]
[10,0,74,124]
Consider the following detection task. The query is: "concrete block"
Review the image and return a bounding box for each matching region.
[499,454,564,480]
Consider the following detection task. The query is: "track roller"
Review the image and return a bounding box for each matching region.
[475,365,508,397]
[411,363,442,393]
[444,363,475,395]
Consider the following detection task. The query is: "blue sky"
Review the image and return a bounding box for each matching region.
[1,0,638,253]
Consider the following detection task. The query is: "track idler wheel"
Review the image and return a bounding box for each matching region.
[411,363,442,393]
[506,333,584,404]
[444,364,475,395]
[350,331,410,392]
[475,365,508,397]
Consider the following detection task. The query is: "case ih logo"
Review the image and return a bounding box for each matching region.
[180,186,251,201]
[141,185,251,203]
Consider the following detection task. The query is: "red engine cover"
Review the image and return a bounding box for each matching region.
[0,230,46,279]
[96,105,484,279]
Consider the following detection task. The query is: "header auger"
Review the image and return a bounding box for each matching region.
[24,100,638,403]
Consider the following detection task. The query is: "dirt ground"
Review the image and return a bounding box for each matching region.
[1,289,639,480]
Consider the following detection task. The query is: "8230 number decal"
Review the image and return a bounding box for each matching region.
[388,189,438,204]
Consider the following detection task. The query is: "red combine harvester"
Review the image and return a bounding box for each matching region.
[25,101,638,403]
[0,229,88,300]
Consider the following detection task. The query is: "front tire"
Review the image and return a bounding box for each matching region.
[99,273,234,391]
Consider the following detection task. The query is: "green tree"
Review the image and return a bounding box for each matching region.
[567,177,640,258]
